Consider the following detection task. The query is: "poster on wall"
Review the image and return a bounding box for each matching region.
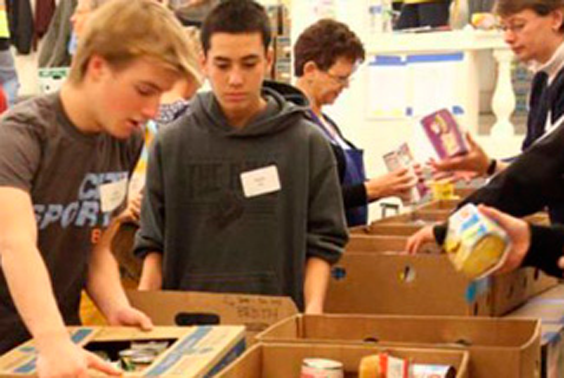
[366,56,409,119]
[366,52,465,120]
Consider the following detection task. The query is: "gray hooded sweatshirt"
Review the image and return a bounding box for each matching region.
[134,87,348,309]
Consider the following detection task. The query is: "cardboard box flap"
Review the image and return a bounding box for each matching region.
[219,342,469,378]
[417,200,460,211]
[127,290,297,333]
[374,210,450,225]
[260,315,540,348]
[347,235,441,254]
[326,251,491,316]
[0,326,246,378]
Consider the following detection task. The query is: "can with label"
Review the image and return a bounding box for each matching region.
[301,358,344,378]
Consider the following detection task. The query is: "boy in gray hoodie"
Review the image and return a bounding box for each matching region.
[134,0,348,313]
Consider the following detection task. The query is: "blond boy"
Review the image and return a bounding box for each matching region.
[0,0,199,376]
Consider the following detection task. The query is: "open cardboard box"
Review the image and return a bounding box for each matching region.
[346,235,440,254]
[0,326,245,377]
[327,236,492,316]
[417,199,461,211]
[337,235,556,317]
[126,290,297,346]
[492,268,558,316]
[349,223,424,236]
[256,314,540,378]
[217,342,469,378]
[505,285,564,378]
[373,210,450,225]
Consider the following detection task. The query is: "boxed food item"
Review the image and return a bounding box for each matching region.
[421,109,469,160]
[217,342,468,378]
[256,314,540,378]
[0,326,245,377]
[430,180,458,201]
[383,143,428,204]
[359,353,457,378]
[444,204,510,279]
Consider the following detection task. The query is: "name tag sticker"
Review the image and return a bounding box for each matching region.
[99,178,128,213]
[240,165,281,198]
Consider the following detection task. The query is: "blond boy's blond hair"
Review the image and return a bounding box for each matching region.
[69,0,201,84]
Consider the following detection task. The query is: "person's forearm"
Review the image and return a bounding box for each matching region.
[85,220,130,318]
[138,253,163,290]
[304,257,331,314]
[2,242,69,351]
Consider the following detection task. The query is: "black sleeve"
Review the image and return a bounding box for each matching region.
[458,124,564,217]
[343,183,368,208]
[306,132,349,265]
[133,136,166,259]
[522,224,564,278]
[433,222,448,246]
[432,127,564,247]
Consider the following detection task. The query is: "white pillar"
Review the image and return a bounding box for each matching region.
[490,48,516,137]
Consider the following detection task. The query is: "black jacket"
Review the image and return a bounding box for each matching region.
[524,224,564,278]
[433,121,564,277]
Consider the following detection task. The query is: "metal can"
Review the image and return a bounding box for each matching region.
[301,358,344,378]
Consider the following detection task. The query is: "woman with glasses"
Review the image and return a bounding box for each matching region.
[427,0,564,218]
[407,0,564,253]
[290,19,417,227]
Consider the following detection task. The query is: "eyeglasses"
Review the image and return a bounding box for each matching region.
[324,71,353,86]
[497,22,527,34]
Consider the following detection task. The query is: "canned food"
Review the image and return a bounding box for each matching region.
[301,358,344,378]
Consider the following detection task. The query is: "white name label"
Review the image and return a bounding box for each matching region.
[240,165,281,198]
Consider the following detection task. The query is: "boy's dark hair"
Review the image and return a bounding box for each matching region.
[294,19,365,77]
[495,0,564,31]
[201,0,272,54]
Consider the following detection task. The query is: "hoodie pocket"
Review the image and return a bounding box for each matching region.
[179,271,283,296]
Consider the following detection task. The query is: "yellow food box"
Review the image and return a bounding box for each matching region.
[444,204,509,279]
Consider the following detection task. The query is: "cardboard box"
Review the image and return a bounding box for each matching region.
[491,268,558,316]
[127,290,297,345]
[346,235,440,254]
[528,268,559,298]
[339,235,554,317]
[218,342,469,378]
[256,314,540,378]
[373,210,450,225]
[350,223,424,236]
[505,285,564,378]
[326,244,493,316]
[540,324,564,378]
[417,199,460,211]
[0,326,245,377]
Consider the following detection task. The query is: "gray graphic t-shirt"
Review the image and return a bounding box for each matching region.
[0,93,143,353]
